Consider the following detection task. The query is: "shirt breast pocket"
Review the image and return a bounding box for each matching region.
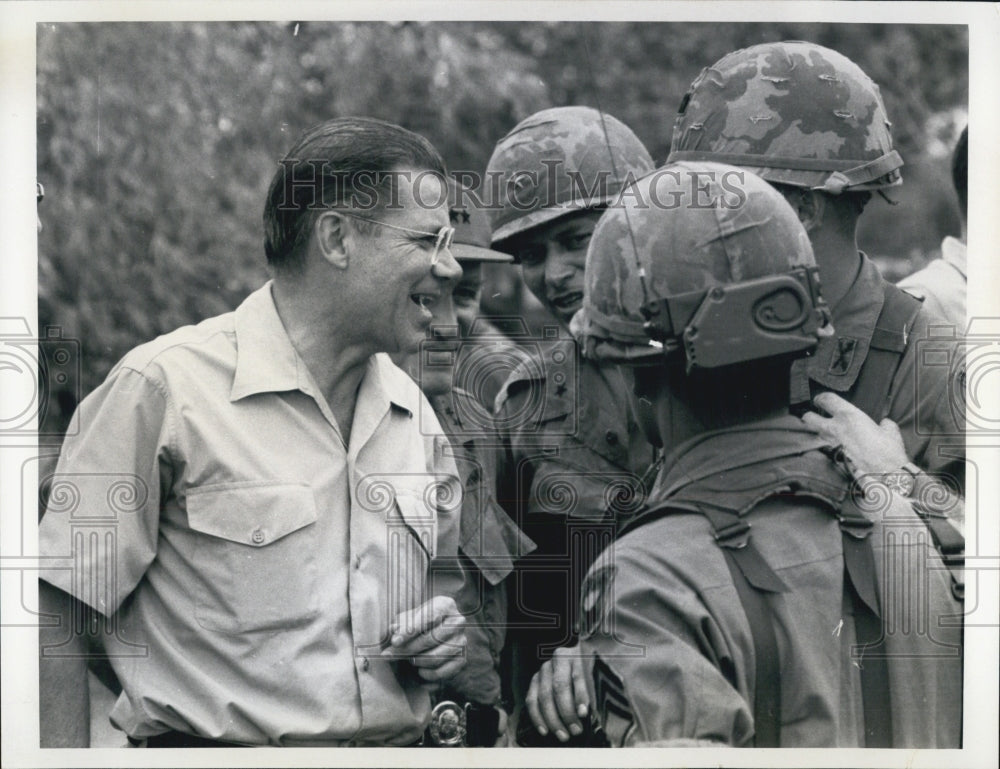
[186,482,320,634]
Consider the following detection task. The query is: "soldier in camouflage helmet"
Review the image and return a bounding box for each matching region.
[668,41,966,500]
[483,107,658,743]
[532,162,963,747]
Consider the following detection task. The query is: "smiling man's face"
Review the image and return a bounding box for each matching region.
[347,169,462,354]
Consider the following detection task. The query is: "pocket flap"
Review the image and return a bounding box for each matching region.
[187,482,318,547]
[461,497,536,585]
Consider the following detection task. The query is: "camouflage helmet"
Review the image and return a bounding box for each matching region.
[571,161,831,368]
[447,178,513,263]
[485,106,654,250]
[667,41,902,194]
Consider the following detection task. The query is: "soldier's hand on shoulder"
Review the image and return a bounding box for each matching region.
[803,391,909,476]
[525,645,591,742]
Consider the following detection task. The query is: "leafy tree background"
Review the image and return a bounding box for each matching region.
[37,21,968,429]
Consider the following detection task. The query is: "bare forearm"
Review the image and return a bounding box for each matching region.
[39,581,90,747]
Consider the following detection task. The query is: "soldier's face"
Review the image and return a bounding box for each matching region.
[509,209,604,326]
[452,261,483,338]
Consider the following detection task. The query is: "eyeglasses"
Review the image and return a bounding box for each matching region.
[338,211,454,266]
[36,182,44,204]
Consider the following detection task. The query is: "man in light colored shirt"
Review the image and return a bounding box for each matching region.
[898,126,968,329]
[38,117,468,747]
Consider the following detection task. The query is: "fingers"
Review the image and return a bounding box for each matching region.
[387,614,465,656]
[551,652,584,736]
[524,653,587,742]
[525,666,547,737]
[390,595,459,643]
[879,417,903,441]
[813,391,860,417]
[412,649,466,683]
[570,654,590,719]
[536,661,570,740]
[800,410,827,431]
[405,636,466,669]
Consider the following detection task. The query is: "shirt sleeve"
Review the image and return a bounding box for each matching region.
[579,543,754,746]
[887,308,966,494]
[38,366,172,617]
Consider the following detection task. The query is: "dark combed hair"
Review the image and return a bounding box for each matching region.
[262,117,447,272]
[952,126,967,219]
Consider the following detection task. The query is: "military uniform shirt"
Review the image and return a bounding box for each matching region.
[430,388,535,706]
[493,336,655,705]
[580,417,963,747]
[37,282,462,746]
[808,253,965,486]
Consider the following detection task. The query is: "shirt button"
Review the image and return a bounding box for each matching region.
[362,657,370,672]
[354,555,361,570]
[251,528,265,544]
[605,430,619,446]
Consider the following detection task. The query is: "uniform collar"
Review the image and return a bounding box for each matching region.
[941,236,967,278]
[230,282,416,418]
[807,252,885,392]
[652,415,826,501]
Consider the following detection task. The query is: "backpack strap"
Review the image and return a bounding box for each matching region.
[848,283,923,420]
[910,496,966,602]
[617,500,787,747]
[699,504,786,748]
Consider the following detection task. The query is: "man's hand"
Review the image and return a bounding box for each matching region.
[525,645,590,742]
[802,391,909,476]
[382,596,466,684]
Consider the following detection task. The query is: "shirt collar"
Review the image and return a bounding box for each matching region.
[231,282,303,401]
[806,252,885,392]
[362,354,418,418]
[941,236,967,278]
[229,283,416,418]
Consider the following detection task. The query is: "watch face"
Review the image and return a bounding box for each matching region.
[885,471,915,497]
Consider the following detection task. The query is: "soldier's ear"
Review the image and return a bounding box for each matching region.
[788,189,825,234]
[313,211,350,269]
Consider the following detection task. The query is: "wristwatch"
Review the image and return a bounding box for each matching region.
[884,462,922,497]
